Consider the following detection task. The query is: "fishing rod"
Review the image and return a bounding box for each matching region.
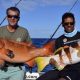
[45,0,79,44]
[64,39,80,45]
[0,0,23,26]
[15,0,22,7]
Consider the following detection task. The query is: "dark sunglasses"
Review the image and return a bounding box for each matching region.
[64,22,74,26]
[7,15,19,19]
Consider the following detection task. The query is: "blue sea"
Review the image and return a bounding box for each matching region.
[32,38,50,47]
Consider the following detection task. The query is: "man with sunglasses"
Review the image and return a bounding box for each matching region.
[36,12,80,80]
[54,12,80,80]
[0,7,32,80]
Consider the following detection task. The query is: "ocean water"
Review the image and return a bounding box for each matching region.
[32,38,50,47]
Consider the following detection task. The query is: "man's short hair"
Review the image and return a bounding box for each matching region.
[6,7,20,16]
[62,12,75,24]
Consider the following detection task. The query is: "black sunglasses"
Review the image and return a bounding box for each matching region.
[64,22,74,26]
[7,15,19,19]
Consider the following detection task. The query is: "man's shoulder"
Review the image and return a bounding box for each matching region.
[74,31,80,36]
[77,31,80,34]
[18,26,28,32]
[56,34,64,40]
[0,26,7,29]
[18,26,27,30]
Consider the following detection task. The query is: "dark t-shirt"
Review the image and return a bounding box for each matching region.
[55,31,80,71]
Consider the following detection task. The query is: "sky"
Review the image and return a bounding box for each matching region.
[0,0,80,38]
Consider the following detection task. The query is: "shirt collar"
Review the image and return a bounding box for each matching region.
[64,28,77,37]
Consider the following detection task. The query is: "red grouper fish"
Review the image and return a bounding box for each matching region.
[0,39,55,68]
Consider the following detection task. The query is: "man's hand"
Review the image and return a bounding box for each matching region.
[49,58,56,65]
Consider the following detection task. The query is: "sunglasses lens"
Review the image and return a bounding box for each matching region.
[7,15,19,19]
[64,22,74,26]
[14,16,19,19]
